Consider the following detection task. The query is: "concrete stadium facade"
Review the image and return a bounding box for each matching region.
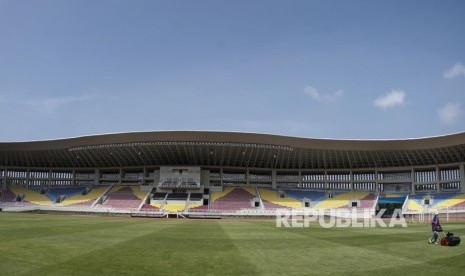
[1,131,465,194]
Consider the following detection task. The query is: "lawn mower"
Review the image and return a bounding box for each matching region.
[428,225,461,246]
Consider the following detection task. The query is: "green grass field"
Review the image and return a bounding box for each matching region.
[0,213,464,275]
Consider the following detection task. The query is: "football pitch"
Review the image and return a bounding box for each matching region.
[0,213,464,275]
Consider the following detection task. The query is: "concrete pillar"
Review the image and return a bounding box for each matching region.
[154,169,160,185]
[410,168,415,194]
[95,168,100,186]
[460,163,465,193]
[350,170,354,191]
[48,168,52,188]
[1,167,5,190]
[201,170,210,187]
[26,168,30,187]
[72,168,76,186]
[271,169,277,189]
[1,167,5,191]
[324,170,328,190]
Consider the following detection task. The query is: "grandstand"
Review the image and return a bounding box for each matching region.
[210,187,256,211]
[1,131,465,218]
[259,188,302,209]
[98,186,147,210]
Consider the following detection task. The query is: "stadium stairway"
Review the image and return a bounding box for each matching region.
[154,193,168,210]
[405,194,424,212]
[58,186,109,207]
[141,191,162,211]
[253,186,264,210]
[92,185,115,207]
[186,193,204,210]
[188,191,209,211]
[101,186,144,209]
[137,188,154,211]
[131,186,148,201]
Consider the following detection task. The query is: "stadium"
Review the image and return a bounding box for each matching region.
[1,130,465,216]
[1,131,465,275]
[2,0,465,273]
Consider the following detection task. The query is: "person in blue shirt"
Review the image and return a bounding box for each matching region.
[429,211,441,244]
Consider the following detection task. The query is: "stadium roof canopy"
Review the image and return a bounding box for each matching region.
[1,131,465,169]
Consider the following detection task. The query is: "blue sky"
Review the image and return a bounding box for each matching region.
[1,0,464,141]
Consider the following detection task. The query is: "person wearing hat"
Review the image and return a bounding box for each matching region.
[429,211,441,244]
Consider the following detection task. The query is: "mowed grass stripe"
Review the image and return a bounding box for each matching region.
[280,221,465,275]
[0,213,175,275]
[0,213,155,241]
[220,220,456,275]
[360,252,465,275]
[219,220,353,275]
[27,219,259,275]
[281,222,465,274]
[322,223,465,275]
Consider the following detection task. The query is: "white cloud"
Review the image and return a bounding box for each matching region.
[437,102,462,124]
[304,86,344,103]
[374,90,406,109]
[24,95,94,113]
[443,63,465,79]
